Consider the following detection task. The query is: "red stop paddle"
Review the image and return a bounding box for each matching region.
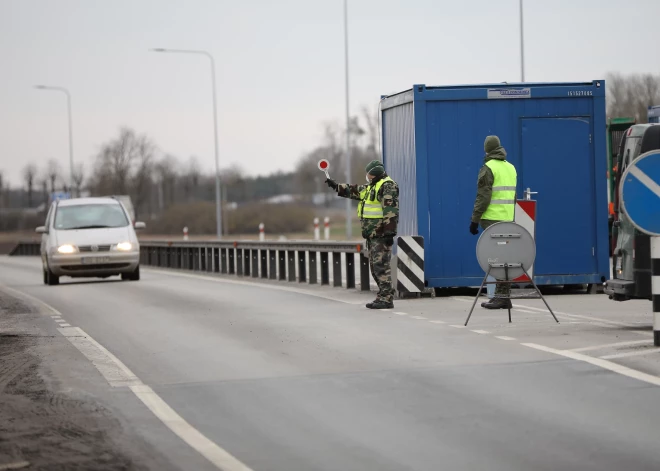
[317,159,330,179]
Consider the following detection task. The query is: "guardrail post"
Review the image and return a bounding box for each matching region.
[298,251,306,283]
[260,250,268,278]
[213,248,219,272]
[236,249,243,276]
[229,249,236,275]
[207,248,213,272]
[200,248,206,271]
[177,247,182,269]
[189,248,194,270]
[194,248,200,271]
[320,252,329,285]
[360,253,370,291]
[346,253,355,289]
[309,251,317,284]
[220,248,227,274]
[333,252,342,287]
[287,250,296,282]
[278,250,286,280]
[269,250,277,279]
[243,250,251,277]
[251,249,258,278]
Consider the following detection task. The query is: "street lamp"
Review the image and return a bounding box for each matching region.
[150,47,223,238]
[343,0,352,239]
[34,85,74,193]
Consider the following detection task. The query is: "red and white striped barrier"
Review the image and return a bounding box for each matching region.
[259,222,265,242]
[183,226,189,241]
[313,218,320,241]
[513,200,536,282]
[324,217,330,240]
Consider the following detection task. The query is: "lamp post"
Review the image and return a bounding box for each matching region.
[150,48,223,238]
[343,0,352,239]
[519,0,525,82]
[34,85,74,193]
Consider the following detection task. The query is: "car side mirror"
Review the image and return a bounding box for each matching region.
[36,226,47,234]
[134,222,146,230]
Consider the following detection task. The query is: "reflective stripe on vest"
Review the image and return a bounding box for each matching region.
[358,176,393,219]
[482,160,517,221]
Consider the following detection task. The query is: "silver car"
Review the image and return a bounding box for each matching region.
[37,197,145,285]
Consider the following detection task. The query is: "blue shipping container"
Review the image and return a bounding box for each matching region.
[381,81,609,288]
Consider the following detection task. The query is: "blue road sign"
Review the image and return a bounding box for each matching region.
[621,150,660,236]
[51,191,71,202]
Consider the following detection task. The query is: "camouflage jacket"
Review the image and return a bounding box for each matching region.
[336,175,399,240]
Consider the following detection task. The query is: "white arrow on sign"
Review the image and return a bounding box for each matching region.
[629,165,660,199]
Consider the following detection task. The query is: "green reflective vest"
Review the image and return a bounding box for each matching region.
[482,160,517,221]
[358,176,393,219]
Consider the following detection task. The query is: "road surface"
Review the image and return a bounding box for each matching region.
[1,256,660,471]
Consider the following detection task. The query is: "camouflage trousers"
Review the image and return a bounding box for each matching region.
[367,238,394,303]
[480,219,511,297]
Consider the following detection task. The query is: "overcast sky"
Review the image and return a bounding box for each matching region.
[1,0,659,186]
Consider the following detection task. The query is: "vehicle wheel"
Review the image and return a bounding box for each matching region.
[46,267,60,286]
[122,266,140,281]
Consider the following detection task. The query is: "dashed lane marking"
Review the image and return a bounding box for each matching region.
[471,330,490,335]
[411,316,428,320]
[429,320,446,324]
[60,323,71,327]
[394,312,408,316]
[513,309,537,314]
[450,325,466,329]
[496,336,516,341]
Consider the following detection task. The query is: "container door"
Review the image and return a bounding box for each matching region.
[521,117,597,276]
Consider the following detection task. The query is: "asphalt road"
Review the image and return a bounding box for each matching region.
[2,256,660,471]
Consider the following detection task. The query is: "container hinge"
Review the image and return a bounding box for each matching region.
[592,247,595,256]
[589,134,592,143]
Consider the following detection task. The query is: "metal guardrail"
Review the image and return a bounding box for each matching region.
[139,240,371,291]
[8,239,372,291]
[9,241,40,256]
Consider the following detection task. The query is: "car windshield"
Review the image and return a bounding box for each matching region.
[54,204,129,230]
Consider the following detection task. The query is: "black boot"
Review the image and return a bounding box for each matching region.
[366,300,394,309]
[482,298,512,310]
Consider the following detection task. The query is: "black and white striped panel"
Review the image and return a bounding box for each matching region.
[396,236,425,293]
[653,237,660,346]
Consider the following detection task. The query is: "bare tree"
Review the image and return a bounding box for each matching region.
[23,163,37,207]
[607,72,660,121]
[47,159,60,194]
[155,154,179,208]
[71,163,84,197]
[361,105,379,152]
[0,171,4,208]
[131,135,155,219]
[40,178,48,207]
[183,156,201,202]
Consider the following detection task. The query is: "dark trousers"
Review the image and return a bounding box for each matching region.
[367,238,394,302]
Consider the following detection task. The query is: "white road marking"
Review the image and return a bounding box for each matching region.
[60,323,71,327]
[450,325,466,329]
[429,320,445,324]
[511,303,644,330]
[600,348,660,360]
[411,316,428,320]
[513,309,537,314]
[629,164,660,199]
[394,312,408,316]
[471,330,490,334]
[522,343,660,388]
[571,339,651,352]
[51,315,62,319]
[0,461,31,470]
[496,336,516,341]
[1,285,253,471]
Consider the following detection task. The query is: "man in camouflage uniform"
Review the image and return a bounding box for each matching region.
[470,135,518,310]
[326,160,399,309]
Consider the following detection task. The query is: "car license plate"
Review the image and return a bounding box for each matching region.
[81,256,111,264]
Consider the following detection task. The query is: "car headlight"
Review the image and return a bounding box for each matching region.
[116,242,133,251]
[57,244,77,254]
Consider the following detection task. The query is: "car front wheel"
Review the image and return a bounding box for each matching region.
[122,265,140,281]
[45,267,60,286]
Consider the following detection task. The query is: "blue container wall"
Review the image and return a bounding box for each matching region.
[397,83,609,288]
[382,101,417,237]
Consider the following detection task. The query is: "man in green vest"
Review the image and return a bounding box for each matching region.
[470,135,518,310]
[326,160,399,309]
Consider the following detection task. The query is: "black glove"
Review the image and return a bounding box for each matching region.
[469,222,479,235]
[383,236,394,247]
[325,178,338,190]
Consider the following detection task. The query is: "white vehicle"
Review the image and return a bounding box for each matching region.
[36,197,145,285]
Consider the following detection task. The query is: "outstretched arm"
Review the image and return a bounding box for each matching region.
[337,183,368,201]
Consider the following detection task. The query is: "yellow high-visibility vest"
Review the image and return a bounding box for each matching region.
[358,177,393,219]
[482,160,517,221]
